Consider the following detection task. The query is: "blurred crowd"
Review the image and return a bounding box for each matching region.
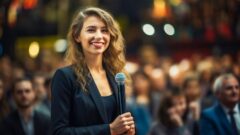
[0,45,239,134]
[0,0,240,134]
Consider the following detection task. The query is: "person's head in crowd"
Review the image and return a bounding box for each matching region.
[169,65,185,88]
[0,56,13,91]
[32,73,47,101]
[13,77,36,110]
[150,68,167,92]
[138,44,159,66]
[132,69,151,98]
[12,65,25,80]
[157,88,187,127]
[221,54,233,72]
[213,73,239,109]
[232,64,240,80]
[65,7,129,90]
[182,75,201,102]
[197,59,214,83]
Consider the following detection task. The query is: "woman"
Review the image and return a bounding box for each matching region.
[51,7,135,135]
[149,89,194,135]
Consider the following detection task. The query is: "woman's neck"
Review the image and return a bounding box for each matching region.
[85,54,104,73]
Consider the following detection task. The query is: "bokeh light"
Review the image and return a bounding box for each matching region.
[29,41,40,58]
[54,39,67,53]
[142,24,155,36]
[164,23,175,36]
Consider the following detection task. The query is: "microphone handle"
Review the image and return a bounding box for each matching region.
[118,84,125,114]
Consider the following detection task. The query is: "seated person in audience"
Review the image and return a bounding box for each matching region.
[0,77,51,135]
[149,88,196,135]
[182,75,201,121]
[127,70,152,135]
[199,73,240,135]
[32,73,50,117]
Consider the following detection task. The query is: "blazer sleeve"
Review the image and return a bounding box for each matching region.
[51,69,111,135]
[199,112,217,135]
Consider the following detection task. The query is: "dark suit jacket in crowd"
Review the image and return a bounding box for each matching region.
[0,110,51,135]
[199,103,240,135]
[51,66,124,135]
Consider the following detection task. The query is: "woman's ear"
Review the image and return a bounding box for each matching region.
[74,35,81,43]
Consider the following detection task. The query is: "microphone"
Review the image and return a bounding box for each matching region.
[115,73,126,114]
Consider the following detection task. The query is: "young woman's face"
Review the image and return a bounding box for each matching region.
[171,95,187,117]
[77,15,111,56]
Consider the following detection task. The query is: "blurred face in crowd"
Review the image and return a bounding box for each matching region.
[14,80,36,109]
[76,15,110,56]
[171,95,187,117]
[217,77,239,107]
[33,76,46,100]
[151,69,166,91]
[185,79,201,101]
[133,73,150,95]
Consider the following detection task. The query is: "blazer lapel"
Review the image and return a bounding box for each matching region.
[106,72,119,113]
[215,104,233,135]
[13,111,26,135]
[87,75,108,123]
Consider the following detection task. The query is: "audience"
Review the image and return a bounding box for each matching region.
[199,74,240,135]
[0,77,51,135]
[0,48,239,135]
[148,89,195,135]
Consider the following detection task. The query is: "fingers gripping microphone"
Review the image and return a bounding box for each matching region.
[115,73,126,115]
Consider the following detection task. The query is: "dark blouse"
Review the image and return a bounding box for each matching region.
[102,94,118,123]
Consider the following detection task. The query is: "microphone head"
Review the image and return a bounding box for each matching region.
[115,72,126,83]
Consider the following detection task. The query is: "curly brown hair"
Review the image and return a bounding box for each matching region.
[65,7,128,91]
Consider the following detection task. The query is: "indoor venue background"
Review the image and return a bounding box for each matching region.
[0,0,240,135]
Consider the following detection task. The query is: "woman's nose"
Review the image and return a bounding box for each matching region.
[95,30,103,39]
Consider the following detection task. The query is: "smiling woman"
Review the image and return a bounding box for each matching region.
[75,15,111,55]
[51,7,135,135]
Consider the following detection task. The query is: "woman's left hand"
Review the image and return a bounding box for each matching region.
[123,124,135,135]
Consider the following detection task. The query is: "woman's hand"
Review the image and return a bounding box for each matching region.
[189,101,200,121]
[125,124,135,135]
[168,108,183,127]
[110,112,135,135]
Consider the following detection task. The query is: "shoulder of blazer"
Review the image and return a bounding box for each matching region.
[57,66,76,80]
[202,103,229,123]
[54,66,77,87]
[3,110,19,125]
[33,110,51,135]
[201,104,219,119]
[34,110,50,124]
[1,110,25,135]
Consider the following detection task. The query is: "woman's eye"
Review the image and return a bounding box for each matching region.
[102,29,109,33]
[87,29,95,32]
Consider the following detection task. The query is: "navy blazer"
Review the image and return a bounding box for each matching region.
[0,110,51,135]
[51,66,124,135]
[199,103,240,135]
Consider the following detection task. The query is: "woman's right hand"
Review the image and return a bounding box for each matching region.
[110,112,135,135]
[168,108,183,127]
